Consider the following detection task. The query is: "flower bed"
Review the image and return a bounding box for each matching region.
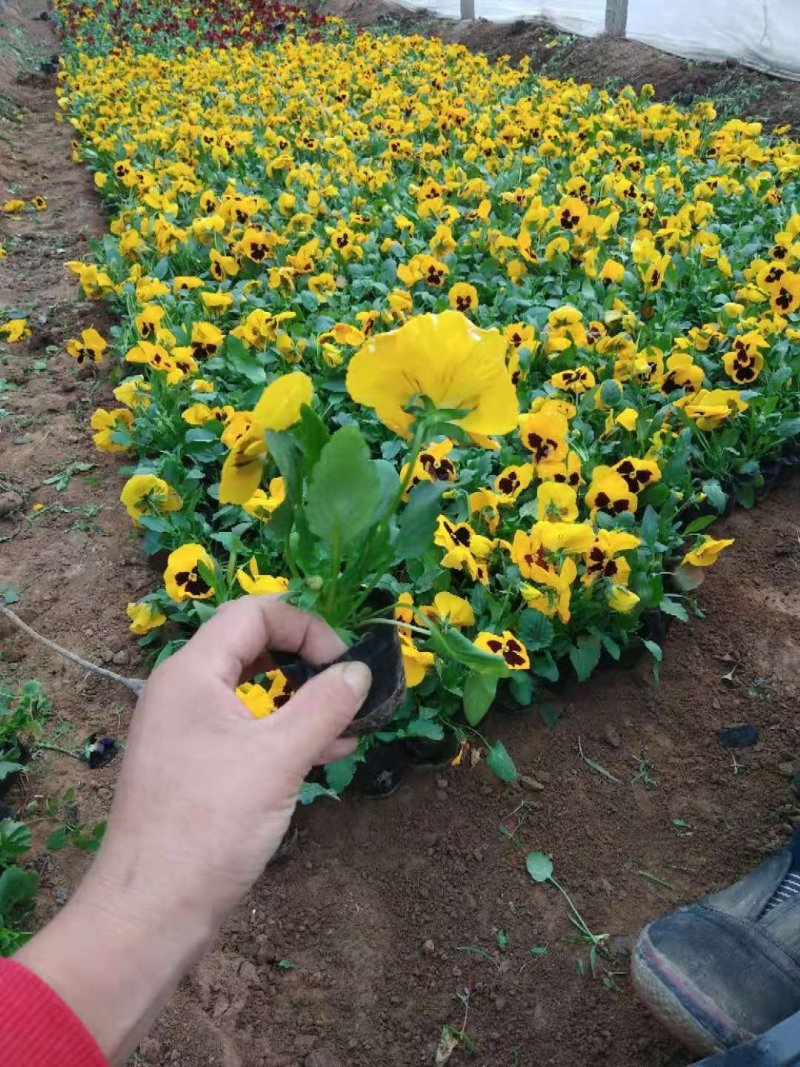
[51,1,800,788]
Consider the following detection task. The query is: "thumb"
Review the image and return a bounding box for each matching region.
[261,660,372,775]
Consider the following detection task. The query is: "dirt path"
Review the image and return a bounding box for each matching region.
[1,0,148,900]
[1,5,800,1066]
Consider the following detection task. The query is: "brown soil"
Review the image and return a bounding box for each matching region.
[1,3,800,1066]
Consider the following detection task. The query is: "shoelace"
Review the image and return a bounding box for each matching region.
[765,871,800,912]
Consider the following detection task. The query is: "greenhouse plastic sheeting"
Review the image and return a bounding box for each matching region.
[393,0,604,37]
[393,0,800,80]
[628,0,800,81]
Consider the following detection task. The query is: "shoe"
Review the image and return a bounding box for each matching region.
[633,827,800,1056]
[691,1008,800,1066]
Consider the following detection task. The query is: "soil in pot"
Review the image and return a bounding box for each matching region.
[403,732,460,768]
[352,740,409,797]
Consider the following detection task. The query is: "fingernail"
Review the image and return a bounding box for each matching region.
[340,661,372,699]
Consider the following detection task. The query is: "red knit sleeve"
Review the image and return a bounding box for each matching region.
[0,958,108,1067]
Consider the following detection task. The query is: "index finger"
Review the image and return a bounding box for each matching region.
[180,595,347,688]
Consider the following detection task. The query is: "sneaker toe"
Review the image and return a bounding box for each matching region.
[633,905,800,1055]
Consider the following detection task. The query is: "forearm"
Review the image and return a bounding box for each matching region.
[16,866,216,1065]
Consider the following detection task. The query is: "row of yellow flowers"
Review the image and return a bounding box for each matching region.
[34,3,800,780]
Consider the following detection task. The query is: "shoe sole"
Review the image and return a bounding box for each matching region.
[632,926,753,1056]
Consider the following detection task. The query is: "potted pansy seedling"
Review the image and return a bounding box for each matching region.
[217,310,521,736]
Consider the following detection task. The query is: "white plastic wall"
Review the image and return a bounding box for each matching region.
[392,0,800,80]
[628,0,800,81]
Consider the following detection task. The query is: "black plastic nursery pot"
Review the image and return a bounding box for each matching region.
[403,732,461,768]
[353,740,410,797]
[274,590,407,738]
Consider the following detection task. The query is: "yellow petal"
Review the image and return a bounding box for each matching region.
[252,371,313,431]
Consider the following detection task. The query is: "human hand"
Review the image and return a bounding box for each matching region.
[17,596,371,1062]
[91,594,370,923]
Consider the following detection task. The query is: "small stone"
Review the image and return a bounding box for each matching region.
[112,649,130,666]
[717,724,758,749]
[52,886,68,906]
[422,939,435,954]
[98,649,114,664]
[519,774,544,791]
[779,761,796,778]
[0,491,23,518]
[436,777,448,789]
[604,724,622,748]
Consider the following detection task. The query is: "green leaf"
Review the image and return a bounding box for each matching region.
[371,460,401,523]
[701,479,728,513]
[525,851,554,883]
[405,716,445,740]
[265,430,303,505]
[568,634,602,682]
[530,945,548,959]
[531,650,559,683]
[516,610,554,652]
[193,601,217,624]
[643,638,663,684]
[684,513,718,536]
[640,505,659,547]
[224,336,267,384]
[325,752,359,794]
[463,672,498,726]
[296,403,330,471]
[508,671,533,707]
[427,622,510,677]
[496,928,509,951]
[0,762,22,784]
[659,598,689,622]
[393,480,446,563]
[777,417,800,440]
[298,781,339,805]
[0,867,38,923]
[184,427,220,444]
[642,638,662,662]
[598,632,621,661]
[45,828,69,852]
[0,821,31,863]
[486,740,518,782]
[306,426,380,547]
